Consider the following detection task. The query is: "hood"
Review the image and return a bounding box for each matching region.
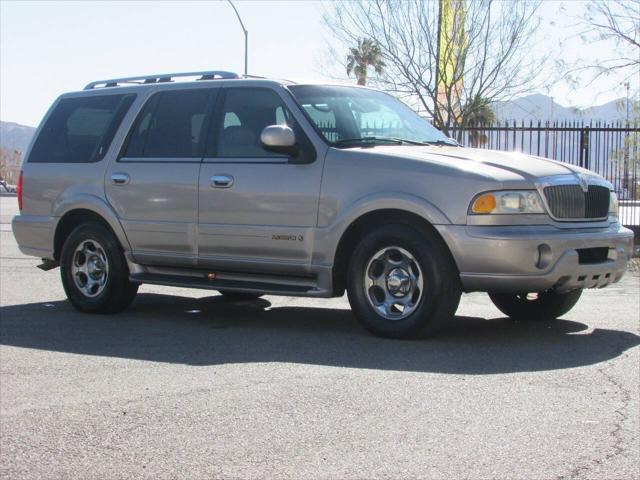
[364,145,590,182]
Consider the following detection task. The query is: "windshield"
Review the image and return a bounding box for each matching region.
[288,85,454,147]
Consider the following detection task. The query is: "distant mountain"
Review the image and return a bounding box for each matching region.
[0,121,36,154]
[492,94,631,124]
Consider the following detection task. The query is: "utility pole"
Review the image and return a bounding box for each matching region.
[227,0,248,76]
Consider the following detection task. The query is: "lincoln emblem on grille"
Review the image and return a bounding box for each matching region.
[577,173,589,193]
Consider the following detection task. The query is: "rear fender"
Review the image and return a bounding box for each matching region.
[53,194,131,252]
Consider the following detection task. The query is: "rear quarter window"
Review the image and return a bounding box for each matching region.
[28,93,135,163]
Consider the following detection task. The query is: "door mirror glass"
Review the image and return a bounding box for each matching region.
[260,125,296,148]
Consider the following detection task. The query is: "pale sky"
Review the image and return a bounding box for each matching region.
[0,0,633,127]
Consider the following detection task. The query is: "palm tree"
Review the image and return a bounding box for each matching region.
[346,38,385,86]
[463,97,496,147]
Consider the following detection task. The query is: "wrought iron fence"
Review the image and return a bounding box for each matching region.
[450,121,639,230]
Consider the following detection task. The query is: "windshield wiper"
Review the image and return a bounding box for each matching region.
[385,137,459,146]
[333,136,459,148]
[422,139,459,147]
[333,136,405,147]
[388,137,432,146]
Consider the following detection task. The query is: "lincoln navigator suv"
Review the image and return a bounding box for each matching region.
[12,71,634,338]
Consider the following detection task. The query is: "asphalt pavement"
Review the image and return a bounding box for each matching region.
[1,196,639,480]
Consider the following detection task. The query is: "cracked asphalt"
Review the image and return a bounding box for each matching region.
[1,196,639,480]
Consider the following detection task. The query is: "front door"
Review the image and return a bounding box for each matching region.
[106,87,217,267]
[197,86,323,275]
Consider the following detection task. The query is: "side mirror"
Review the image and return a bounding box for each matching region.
[260,125,298,156]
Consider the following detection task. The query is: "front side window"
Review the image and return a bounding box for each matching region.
[212,88,294,158]
[123,89,212,158]
[29,94,135,163]
[288,85,455,147]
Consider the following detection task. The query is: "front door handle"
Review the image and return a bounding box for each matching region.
[211,175,234,188]
[111,173,130,185]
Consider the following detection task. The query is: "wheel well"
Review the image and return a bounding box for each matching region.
[53,209,118,261]
[331,209,457,296]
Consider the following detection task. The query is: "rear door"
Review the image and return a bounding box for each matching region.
[197,86,323,275]
[105,87,217,267]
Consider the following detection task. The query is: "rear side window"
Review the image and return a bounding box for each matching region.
[29,94,135,163]
[123,89,212,159]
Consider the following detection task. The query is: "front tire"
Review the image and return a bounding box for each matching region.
[60,222,138,313]
[346,224,461,339]
[488,289,582,321]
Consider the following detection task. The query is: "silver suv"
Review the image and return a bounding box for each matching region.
[12,71,634,338]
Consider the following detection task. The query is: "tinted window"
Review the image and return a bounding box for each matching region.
[213,88,294,157]
[124,95,158,157]
[124,89,212,158]
[29,94,134,163]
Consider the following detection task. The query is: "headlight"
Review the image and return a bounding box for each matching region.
[609,192,619,218]
[470,190,546,215]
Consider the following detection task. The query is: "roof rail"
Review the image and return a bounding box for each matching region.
[84,70,240,90]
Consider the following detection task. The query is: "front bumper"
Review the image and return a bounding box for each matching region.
[437,222,634,293]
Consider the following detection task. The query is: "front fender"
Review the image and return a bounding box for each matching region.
[312,191,451,265]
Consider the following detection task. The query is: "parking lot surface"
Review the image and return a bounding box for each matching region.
[1,196,639,479]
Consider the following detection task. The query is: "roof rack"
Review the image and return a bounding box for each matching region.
[84,70,240,90]
[241,74,296,85]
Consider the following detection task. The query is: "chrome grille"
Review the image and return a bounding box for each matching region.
[543,184,609,220]
[585,185,610,218]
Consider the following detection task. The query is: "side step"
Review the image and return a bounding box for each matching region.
[129,272,314,296]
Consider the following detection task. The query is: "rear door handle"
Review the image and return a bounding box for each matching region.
[211,175,234,188]
[111,173,130,185]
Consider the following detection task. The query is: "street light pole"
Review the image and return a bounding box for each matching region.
[227,0,248,76]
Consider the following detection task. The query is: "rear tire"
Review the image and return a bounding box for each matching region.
[60,222,138,313]
[488,289,582,321]
[346,224,461,339]
[218,290,264,301]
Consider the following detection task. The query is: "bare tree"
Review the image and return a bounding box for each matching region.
[577,0,640,85]
[323,0,546,135]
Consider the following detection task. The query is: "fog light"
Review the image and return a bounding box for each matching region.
[536,244,552,269]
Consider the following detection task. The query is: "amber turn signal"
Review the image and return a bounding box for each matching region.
[471,193,497,213]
